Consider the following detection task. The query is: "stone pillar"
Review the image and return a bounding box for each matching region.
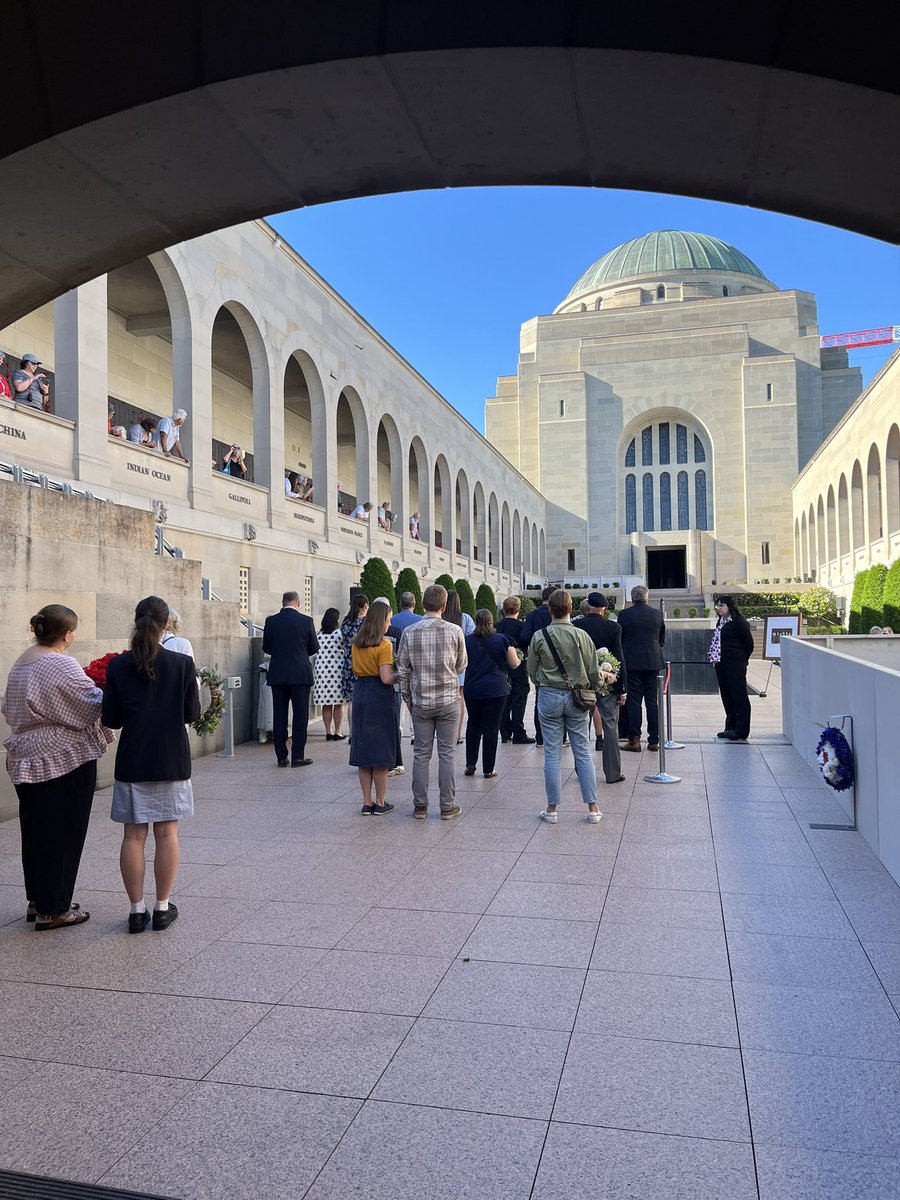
[257,349,285,529]
[175,314,214,513]
[53,278,110,486]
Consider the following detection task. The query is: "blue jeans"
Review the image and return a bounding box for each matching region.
[537,686,597,808]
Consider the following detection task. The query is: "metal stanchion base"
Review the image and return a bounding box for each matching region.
[663,739,686,750]
[216,749,235,759]
[644,772,682,784]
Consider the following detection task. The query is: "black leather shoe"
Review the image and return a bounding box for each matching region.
[152,903,178,931]
[292,757,313,767]
[128,911,150,934]
[277,758,289,768]
[535,737,543,746]
[512,736,536,744]
[595,736,604,752]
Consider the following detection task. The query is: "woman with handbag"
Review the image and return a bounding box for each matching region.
[463,609,521,778]
[526,589,603,824]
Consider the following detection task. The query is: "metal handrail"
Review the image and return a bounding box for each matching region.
[0,458,105,502]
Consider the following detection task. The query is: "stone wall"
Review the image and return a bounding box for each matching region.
[0,482,252,822]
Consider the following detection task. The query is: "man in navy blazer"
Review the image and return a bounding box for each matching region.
[263,590,319,767]
[616,585,666,753]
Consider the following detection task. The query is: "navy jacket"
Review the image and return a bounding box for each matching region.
[102,647,201,782]
[577,613,627,696]
[616,602,666,672]
[263,607,320,686]
[520,604,552,649]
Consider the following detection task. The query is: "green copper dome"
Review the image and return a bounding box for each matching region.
[565,231,768,300]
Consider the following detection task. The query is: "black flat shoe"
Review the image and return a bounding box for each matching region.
[129,910,150,934]
[152,903,178,931]
[333,733,347,741]
[292,757,313,767]
[326,734,336,741]
[371,802,395,815]
[512,736,536,744]
[277,758,289,768]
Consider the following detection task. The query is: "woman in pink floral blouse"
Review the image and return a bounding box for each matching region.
[2,604,112,930]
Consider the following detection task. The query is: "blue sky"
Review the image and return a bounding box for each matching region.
[270,188,899,433]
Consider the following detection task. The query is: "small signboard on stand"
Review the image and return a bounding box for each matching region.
[759,613,801,696]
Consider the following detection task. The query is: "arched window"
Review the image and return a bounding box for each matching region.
[677,471,689,529]
[676,424,688,464]
[658,422,670,465]
[693,434,705,463]
[695,470,708,530]
[625,438,636,467]
[595,298,603,310]
[625,474,637,533]
[656,285,666,300]
[641,426,653,466]
[642,474,654,531]
[722,286,729,297]
[660,472,672,530]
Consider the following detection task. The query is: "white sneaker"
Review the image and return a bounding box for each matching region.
[587,809,604,824]
[387,766,405,777]
[539,809,558,823]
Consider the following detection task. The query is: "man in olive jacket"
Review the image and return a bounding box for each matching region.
[616,585,665,752]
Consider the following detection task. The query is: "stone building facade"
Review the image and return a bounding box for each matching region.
[486,231,861,591]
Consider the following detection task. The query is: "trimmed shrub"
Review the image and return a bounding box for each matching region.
[861,563,888,632]
[688,607,698,618]
[673,608,681,618]
[517,595,536,617]
[883,560,900,632]
[848,568,869,634]
[454,578,476,617]
[394,567,423,614]
[475,583,498,622]
[435,573,455,593]
[358,556,396,611]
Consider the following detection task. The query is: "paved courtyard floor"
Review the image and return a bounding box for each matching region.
[1,664,899,1199]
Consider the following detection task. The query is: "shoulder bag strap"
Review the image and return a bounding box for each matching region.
[542,629,571,685]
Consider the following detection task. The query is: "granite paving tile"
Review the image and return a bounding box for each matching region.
[727,932,882,991]
[281,948,452,1015]
[864,941,900,993]
[100,1083,361,1200]
[591,923,730,980]
[733,980,900,1060]
[486,879,607,922]
[841,897,900,943]
[577,970,738,1047]
[0,981,269,1078]
[755,1145,900,1200]
[744,1048,900,1155]
[224,901,369,948]
[155,941,327,1003]
[714,833,818,868]
[0,1062,194,1182]
[611,841,719,892]
[600,885,724,931]
[372,1017,568,1118]
[825,867,900,904]
[622,814,712,842]
[462,914,598,968]
[532,1122,758,1200]
[509,851,613,886]
[304,1100,546,1200]
[555,1033,750,1141]
[336,906,479,957]
[715,860,833,899]
[423,958,585,1031]
[208,1005,413,1097]
[721,893,856,939]
[0,1056,35,1098]
[524,822,622,857]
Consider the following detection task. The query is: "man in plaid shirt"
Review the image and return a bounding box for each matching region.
[397,584,467,818]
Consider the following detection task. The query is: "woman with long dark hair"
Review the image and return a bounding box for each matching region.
[314,606,348,739]
[443,590,475,743]
[463,609,521,777]
[340,593,370,737]
[2,604,112,930]
[709,594,755,742]
[102,596,200,932]
[349,600,399,814]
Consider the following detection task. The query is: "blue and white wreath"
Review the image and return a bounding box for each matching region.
[815,726,854,792]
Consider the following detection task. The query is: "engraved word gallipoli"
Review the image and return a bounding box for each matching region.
[229,492,251,505]
[127,461,171,482]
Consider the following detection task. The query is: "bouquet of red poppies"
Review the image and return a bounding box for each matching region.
[85,652,125,690]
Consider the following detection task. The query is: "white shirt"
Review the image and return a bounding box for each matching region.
[161,634,194,659]
[350,505,369,520]
[157,416,180,451]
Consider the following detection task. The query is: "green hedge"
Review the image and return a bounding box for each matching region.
[848,569,869,634]
[358,556,396,611]
[454,578,476,617]
[475,583,498,622]
[883,561,900,633]
[434,573,455,592]
[861,563,888,632]
[394,567,423,614]
[715,591,802,609]
[517,595,535,617]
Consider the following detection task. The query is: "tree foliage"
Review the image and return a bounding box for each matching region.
[517,595,536,617]
[796,586,838,624]
[394,567,423,614]
[434,573,455,593]
[848,569,869,634]
[358,557,396,611]
[475,583,498,622]
[454,578,476,617]
[883,560,900,632]
[861,563,888,632]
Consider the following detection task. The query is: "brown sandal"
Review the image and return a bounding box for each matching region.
[34,908,90,932]
[27,901,80,923]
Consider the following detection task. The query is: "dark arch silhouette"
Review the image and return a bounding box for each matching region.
[1,1,896,325]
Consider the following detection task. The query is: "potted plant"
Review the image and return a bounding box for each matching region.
[688,607,697,618]
[673,607,681,618]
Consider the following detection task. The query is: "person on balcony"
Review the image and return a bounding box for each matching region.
[12,354,50,411]
[221,445,247,478]
[0,351,12,401]
[408,512,421,540]
[378,500,393,531]
[157,409,189,463]
[351,501,373,521]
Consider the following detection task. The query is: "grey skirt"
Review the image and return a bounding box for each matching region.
[110,779,194,824]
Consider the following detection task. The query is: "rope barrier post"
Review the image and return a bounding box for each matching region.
[644,670,681,785]
[216,676,242,759]
[663,660,685,750]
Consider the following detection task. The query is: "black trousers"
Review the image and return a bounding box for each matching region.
[500,668,529,741]
[626,669,660,743]
[465,694,507,774]
[270,683,311,762]
[16,759,96,915]
[715,659,751,739]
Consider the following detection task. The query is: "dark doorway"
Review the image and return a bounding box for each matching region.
[647,546,686,589]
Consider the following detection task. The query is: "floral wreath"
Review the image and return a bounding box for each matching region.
[193,666,226,736]
[816,726,854,792]
[596,652,621,698]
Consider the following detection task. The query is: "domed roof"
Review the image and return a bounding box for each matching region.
[564,231,768,300]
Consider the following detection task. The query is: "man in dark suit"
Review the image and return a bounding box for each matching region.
[578,593,627,783]
[616,584,665,753]
[263,590,319,767]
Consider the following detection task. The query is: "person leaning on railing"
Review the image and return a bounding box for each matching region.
[11,353,50,412]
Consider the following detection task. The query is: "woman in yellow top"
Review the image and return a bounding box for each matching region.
[349,600,400,814]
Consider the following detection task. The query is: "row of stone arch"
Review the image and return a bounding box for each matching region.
[796,427,900,578]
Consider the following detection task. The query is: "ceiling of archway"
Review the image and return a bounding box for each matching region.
[1,2,897,327]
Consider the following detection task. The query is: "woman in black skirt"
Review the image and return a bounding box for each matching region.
[349,600,400,814]
[709,595,755,742]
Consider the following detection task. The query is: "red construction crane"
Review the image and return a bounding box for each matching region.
[820,326,900,350]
